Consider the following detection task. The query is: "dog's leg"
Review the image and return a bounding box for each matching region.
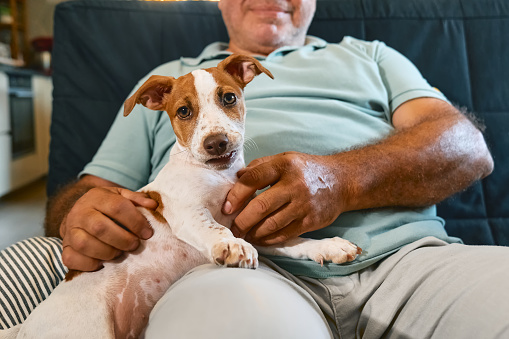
[257,237,362,266]
[165,206,258,269]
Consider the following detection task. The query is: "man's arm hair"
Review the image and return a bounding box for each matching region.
[44,180,95,238]
[334,99,494,212]
[44,175,123,238]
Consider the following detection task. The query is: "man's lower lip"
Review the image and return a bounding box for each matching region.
[251,9,289,16]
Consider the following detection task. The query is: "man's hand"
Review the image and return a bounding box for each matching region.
[45,175,158,272]
[223,152,345,246]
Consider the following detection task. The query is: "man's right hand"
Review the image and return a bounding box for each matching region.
[47,175,158,272]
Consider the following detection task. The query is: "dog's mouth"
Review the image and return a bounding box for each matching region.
[206,150,238,168]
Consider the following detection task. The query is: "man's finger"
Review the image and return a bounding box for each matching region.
[236,155,278,177]
[95,189,154,240]
[116,188,158,210]
[255,220,303,246]
[80,210,141,252]
[244,203,297,242]
[65,228,123,261]
[231,187,290,238]
[223,162,281,215]
[61,243,104,272]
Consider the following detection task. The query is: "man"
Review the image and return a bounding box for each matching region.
[3,0,508,337]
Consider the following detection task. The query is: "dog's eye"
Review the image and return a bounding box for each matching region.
[176,106,192,119]
[223,93,236,106]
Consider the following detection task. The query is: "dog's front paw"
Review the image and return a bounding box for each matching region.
[308,237,362,266]
[211,238,259,269]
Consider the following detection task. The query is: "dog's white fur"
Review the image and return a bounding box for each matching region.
[0,55,360,339]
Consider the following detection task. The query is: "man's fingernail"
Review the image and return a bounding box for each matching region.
[224,201,232,214]
[141,228,153,239]
[95,262,105,271]
[130,241,140,251]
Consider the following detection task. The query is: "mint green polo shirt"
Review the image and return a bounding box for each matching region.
[82,36,461,278]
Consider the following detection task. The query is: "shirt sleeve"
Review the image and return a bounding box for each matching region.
[79,70,170,191]
[79,102,162,191]
[79,58,187,190]
[372,40,449,120]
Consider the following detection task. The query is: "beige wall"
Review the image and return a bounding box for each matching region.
[26,0,67,40]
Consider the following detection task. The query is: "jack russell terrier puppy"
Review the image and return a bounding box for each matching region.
[1,54,360,339]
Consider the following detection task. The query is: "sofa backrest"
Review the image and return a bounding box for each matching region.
[50,0,509,245]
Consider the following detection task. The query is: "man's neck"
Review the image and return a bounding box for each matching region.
[227,38,300,57]
[226,36,309,57]
[226,43,272,57]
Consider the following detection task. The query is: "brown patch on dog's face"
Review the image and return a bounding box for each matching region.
[161,74,200,148]
[205,67,246,124]
[144,191,166,224]
[124,55,272,156]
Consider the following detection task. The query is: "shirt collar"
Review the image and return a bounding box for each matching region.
[180,36,327,66]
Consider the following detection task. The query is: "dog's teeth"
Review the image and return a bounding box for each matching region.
[218,151,234,159]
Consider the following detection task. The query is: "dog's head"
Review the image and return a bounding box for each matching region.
[124,54,273,170]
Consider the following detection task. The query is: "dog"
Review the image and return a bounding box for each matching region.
[0,54,360,339]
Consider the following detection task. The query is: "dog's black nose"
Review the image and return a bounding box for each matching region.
[204,134,229,156]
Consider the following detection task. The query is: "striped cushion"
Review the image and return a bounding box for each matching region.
[0,237,67,329]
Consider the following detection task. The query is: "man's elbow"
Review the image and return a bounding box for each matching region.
[478,148,494,180]
[471,129,494,180]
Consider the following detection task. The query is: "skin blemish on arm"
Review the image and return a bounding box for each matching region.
[303,161,335,195]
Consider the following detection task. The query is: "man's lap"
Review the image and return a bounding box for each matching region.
[144,237,509,339]
[2,236,509,339]
[0,238,332,338]
[144,258,332,338]
[314,236,509,339]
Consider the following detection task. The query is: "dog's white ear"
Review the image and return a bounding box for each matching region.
[218,54,274,88]
[124,75,174,116]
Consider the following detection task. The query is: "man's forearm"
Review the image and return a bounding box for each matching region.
[44,181,95,238]
[330,106,494,213]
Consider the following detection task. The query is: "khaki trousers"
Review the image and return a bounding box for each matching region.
[145,237,509,339]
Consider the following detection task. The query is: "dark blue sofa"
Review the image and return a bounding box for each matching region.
[49,0,509,246]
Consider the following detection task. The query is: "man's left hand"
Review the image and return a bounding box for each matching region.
[223,152,343,246]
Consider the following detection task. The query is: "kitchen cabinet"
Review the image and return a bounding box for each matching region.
[0,70,52,197]
[0,0,27,65]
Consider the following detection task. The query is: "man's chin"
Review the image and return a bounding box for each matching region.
[255,25,303,46]
[230,24,301,54]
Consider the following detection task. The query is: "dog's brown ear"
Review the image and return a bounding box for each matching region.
[218,54,274,88]
[124,75,174,117]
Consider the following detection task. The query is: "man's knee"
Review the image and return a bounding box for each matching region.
[144,264,332,339]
